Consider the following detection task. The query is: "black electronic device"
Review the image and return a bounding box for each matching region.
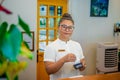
[73,63,83,69]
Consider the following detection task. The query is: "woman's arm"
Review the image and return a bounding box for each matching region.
[44,53,76,74]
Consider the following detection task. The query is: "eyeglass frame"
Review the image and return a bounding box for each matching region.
[59,24,75,31]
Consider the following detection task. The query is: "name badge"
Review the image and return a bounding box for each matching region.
[58,49,65,52]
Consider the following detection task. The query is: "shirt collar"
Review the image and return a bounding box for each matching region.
[57,38,71,44]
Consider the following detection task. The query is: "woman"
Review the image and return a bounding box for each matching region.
[44,13,86,80]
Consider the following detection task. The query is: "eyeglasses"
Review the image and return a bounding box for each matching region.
[59,24,75,31]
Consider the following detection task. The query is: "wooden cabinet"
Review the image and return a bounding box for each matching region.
[37,61,49,80]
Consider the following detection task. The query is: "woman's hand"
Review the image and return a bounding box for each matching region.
[79,58,86,71]
[63,53,76,62]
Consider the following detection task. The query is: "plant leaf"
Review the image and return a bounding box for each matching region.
[6,61,27,80]
[18,16,31,37]
[0,61,7,76]
[0,22,8,45]
[0,5,12,14]
[1,24,22,61]
[19,42,33,60]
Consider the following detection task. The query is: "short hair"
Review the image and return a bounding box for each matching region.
[58,13,74,26]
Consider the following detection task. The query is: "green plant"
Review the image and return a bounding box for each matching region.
[0,16,33,80]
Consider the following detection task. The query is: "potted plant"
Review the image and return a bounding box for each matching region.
[0,1,33,79]
[0,15,34,80]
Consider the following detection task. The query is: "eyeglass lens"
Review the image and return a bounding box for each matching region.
[60,24,74,31]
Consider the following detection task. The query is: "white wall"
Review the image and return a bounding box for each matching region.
[1,0,120,79]
[69,0,120,75]
[0,0,37,80]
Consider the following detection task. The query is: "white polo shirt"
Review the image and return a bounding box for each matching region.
[44,38,84,80]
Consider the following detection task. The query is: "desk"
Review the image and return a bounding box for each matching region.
[58,72,120,80]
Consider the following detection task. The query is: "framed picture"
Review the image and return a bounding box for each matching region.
[22,31,34,51]
[90,0,109,17]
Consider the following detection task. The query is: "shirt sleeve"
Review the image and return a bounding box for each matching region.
[77,43,84,59]
[44,45,56,62]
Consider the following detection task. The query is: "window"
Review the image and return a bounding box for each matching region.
[37,0,68,61]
